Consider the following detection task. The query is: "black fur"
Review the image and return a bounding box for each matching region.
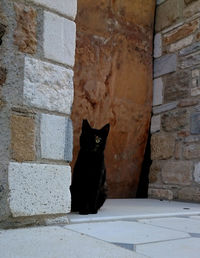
[70,120,110,215]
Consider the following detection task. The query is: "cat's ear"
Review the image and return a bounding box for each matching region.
[101,123,110,136]
[82,119,91,131]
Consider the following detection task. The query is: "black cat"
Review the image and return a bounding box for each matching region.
[70,119,110,215]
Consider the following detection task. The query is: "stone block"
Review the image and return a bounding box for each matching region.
[154,54,177,78]
[151,115,161,134]
[162,161,193,186]
[178,99,198,107]
[185,0,198,4]
[31,0,77,20]
[190,112,200,134]
[169,35,193,52]
[40,114,73,161]
[14,3,37,54]
[180,52,200,69]
[8,162,71,217]
[191,87,200,96]
[23,56,74,114]
[11,114,35,162]
[184,0,200,17]
[64,118,73,162]
[151,134,175,160]
[183,143,200,159]
[161,110,188,132]
[149,160,162,184]
[154,33,162,58]
[164,70,190,102]
[148,188,173,200]
[178,187,200,202]
[194,162,200,183]
[163,20,199,45]
[153,101,178,115]
[179,42,200,56]
[43,11,76,67]
[155,0,183,32]
[0,66,6,86]
[153,78,163,106]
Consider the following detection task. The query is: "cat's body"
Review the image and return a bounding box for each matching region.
[70,120,110,215]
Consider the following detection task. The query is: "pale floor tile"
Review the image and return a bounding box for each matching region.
[0,226,143,258]
[68,199,200,224]
[136,238,200,258]
[138,217,200,233]
[189,215,200,220]
[65,221,189,245]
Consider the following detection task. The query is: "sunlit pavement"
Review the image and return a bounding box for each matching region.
[1,199,200,258]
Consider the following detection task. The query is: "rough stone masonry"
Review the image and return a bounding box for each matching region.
[150,0,200,202]
[0,0,77,228]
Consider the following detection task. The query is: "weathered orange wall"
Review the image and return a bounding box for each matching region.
[71,0,156,198]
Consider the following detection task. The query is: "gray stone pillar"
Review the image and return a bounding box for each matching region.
[0,0,76,227]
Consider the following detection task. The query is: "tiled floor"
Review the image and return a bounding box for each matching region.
[66,199,200,258]
[1,199,200,258]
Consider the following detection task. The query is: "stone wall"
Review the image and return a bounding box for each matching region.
[0,0,76,227]
[149,0,200,202]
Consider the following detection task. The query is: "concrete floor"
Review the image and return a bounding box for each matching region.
[1,199,200,258]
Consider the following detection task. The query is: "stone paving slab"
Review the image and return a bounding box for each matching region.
[138,217,200,233]
[136,238,200,258]
[68,199,200,223]
[65,220,189,245]
[0,226,146,258]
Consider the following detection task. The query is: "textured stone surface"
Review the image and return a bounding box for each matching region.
[153,78,163,106]
[191,87,200,96]
[43,11,76,67]
[154,54,177,78]
[194,162,200,183]
[179,42,200,56]
[161,110,188,132]
[72,0,155,197]
[14,3,37,54]
[40,114,67,160]
[155,0,183,32]
[153,102,178,115]
[151,115,161,134]
[11,114,35,162]
[162,161,193,185]
[149,161,162,184]
[184,0,198,4]
[164,70,190,102]
[169,35,193,52]
[183,143,200,159]
[163,20,198,45]
[0,66,6,86]
[178,187,200,202]
[8,162,71,217]
[190,112,200,134]
[154,33,162,58]
[23,56,73,114]
[178,99,198,107]
[151,134,175,160]
[180,52,200,69]
[184,0,200,17]
[148,188,173,200]
[64,118,73,162]
[31,0,77,19]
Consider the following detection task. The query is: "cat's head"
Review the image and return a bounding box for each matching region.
[80,120,110,152]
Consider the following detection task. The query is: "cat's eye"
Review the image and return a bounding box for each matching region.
[95,136,101,144]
